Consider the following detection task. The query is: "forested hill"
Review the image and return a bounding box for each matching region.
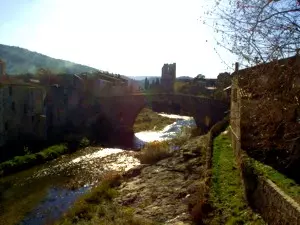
[0,44,98,75]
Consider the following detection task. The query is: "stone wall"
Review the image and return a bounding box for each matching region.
[232,55,300,172]
[0,84,47,143]
[230,92,300,225]
[235,141,300,225]
[230,56,300,224]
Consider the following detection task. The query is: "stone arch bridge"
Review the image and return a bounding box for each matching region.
[86,93,229,135]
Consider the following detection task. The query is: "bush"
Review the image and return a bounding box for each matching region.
[102,171,123,187]
[79,137,90,148]
[137,141,172,164]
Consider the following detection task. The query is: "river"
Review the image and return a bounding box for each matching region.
[0,113,196,225]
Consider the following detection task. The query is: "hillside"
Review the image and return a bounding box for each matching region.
[0,44,98,75]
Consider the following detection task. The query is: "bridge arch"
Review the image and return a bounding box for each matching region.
[91,94,229,135]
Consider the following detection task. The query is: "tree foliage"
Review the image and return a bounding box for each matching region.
[201,0,300,64]
[216,72,232,88]
[144,77,149,90]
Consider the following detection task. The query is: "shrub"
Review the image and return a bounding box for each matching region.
[102,171,122,187]
[138,141,172,164]
[79,137,90,148]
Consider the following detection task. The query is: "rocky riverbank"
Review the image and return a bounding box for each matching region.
[116,136,208,224]
[56,135,209,225]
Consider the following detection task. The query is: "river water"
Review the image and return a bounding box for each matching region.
[0,113,196,225]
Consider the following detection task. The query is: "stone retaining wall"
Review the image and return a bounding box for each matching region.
[231,127,300,225]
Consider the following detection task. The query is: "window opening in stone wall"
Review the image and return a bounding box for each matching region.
[4,122,8,131]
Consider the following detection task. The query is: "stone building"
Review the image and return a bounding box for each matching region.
[161,63,176,93]
[45,74,85,133]
[0,83,47,146]
[0,59,47,146]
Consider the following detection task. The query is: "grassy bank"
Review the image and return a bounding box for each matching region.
[209,132,265,224]
[0,144,67,176]
[250,158,300,204]
[56,172,156,225]
[133,108,176,132]
[0,137,90,176]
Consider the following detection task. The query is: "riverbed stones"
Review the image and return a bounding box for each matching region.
[115,136,208,224]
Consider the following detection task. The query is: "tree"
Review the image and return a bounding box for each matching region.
[201,0,300,63]
[196,74,205,80]
[193,74,206,83]
[144,77,149,90]
[149,80,155,89]
[155,78,160,85]
[216,72,231,88]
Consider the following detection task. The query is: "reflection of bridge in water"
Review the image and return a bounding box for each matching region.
[86,93,229,135]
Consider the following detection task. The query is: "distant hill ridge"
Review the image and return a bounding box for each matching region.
[0,44,99,75]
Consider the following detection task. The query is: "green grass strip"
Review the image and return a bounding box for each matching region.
[210,133,265,225]
[250,158,300,204]
[0,144,67,175]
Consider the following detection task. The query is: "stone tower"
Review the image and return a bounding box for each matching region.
[161,63,176,93]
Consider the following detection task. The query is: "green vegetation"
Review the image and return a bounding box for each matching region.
[0,144,67,176]
[250,158,300,204]
[56,172,156,225]
[79,137,90,148]
[137,141,172,164]
[209,133,265,224]
[0,44,97,74]
[133,108,176,132]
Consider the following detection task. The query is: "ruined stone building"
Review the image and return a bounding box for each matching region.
[0,58,134,145]
[0,60,47,146]
[161,63,176,93]
[0,83,47,146]
[45,74,85,135]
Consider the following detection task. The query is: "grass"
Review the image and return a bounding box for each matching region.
[137,141,172,164]
[209,132,265,225]
[0,144,68,176]
[56,172,157,225]
[133,108,176,132]
[250,157,300,204]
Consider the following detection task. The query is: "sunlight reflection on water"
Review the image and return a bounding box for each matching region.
[134,114,196,143]
[19,113,196,225]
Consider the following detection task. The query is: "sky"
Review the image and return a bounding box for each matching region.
[0,0,237,78]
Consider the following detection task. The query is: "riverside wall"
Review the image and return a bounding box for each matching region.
[230,78,300,224]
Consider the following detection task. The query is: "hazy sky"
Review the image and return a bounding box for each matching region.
[0,0,237,78]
